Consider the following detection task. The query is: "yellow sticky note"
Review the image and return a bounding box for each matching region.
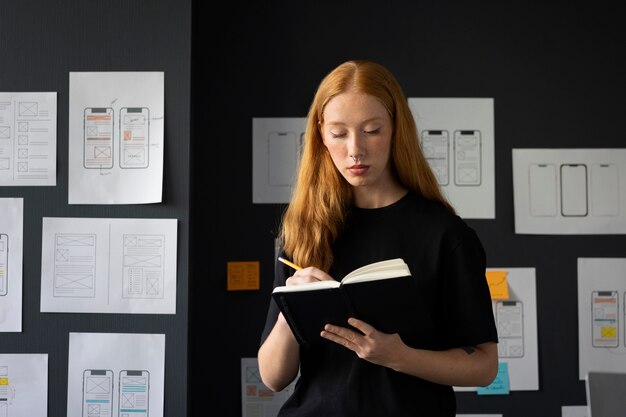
[0,377,8,385]
[602,327,617,338]
[486,270,509,300]
[227,261,260,291]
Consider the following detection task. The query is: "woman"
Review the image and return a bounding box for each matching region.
[258,60,498,416]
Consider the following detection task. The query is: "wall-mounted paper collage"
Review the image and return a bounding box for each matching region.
[408,98,495,219]
[513,149,626,234]
[0,198,23,332]
[0,354,48,417]
[455,268,539,392]
[578,258,626,379]
[252,117,306,204]
[67,332,165,417]
[40,217,177,314]
[68,72,164,204]
[0,92,57,186]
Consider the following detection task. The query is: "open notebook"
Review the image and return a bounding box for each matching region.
[585,371,626,417]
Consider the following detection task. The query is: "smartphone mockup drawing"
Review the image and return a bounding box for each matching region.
[83,369,114,417]
[528,163,558,217]
[421,130,449,186]
[119,370,149,417]
[496,300,524,358]
[0,234,7,296]
[84,108,114,169]
[591,291,618,348]
[453,130,481,186]
[590,163,619,217]
[119,107,150,169]
[268,131,298,186]
[560,163,588,216]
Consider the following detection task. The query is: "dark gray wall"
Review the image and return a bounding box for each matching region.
[0,1,190,416]
[192,2,626,416]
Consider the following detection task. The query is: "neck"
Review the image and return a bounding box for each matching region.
[353,183,408,209]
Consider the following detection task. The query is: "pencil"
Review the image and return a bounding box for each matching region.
[277,256,302,271]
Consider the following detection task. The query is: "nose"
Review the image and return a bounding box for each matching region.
[347,131,365,159]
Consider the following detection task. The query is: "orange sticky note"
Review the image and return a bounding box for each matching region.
[486,270,509,300]
[227,261,260,291]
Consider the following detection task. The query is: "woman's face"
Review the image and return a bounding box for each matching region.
[320,91,395,194]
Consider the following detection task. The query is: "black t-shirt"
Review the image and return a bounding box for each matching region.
[261,192,498,416]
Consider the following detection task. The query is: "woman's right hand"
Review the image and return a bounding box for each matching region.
[285,266,334,286]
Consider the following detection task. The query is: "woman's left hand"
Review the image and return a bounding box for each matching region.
[320,317,404,367]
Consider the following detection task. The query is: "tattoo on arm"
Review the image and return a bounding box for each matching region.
[461,346,475,355]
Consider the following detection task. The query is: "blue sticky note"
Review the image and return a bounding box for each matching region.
[477,362,510,395]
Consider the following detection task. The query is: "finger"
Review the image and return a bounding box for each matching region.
[320,329,355,350]
[324,324,361,343]
[347,317,376,336]
[302,267,334,281]
[287,268,324,285]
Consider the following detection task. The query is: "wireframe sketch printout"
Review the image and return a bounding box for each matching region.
[68,72,164,204]
[0,354,48,417]
[241,357,297,417]
[252,117,307,203]
[561,406,588,417]
[455,268,539,392]
[513,149,626,234]
[408,98,495,219]
[0,92,57,186]
[67,332,164,417]
[40,217,177,314]
[0,198,23,332]
[578,258,626,379]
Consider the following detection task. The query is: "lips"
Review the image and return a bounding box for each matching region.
[348,164,369,175]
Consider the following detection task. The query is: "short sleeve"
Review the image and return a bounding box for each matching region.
[439,227,498,348]
[259,250,292,346]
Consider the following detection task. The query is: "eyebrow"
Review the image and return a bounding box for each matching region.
[324,117,385,126]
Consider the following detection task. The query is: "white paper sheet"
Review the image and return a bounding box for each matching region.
[252,117,306,203]
[578,258,626,379]
[40,217,177,314]
[408,98,495,219]
[0,92,57,186]
[562,405,588,417]
[67,332,164,417]
[0,198,23,332]
[0,354,48,417]
[455,268,539,391]
[68,72,164,204]
[241,357,297,417]
[513,149,626,234]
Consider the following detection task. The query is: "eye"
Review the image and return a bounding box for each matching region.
[330,131,347,139]
[364,128,381,135]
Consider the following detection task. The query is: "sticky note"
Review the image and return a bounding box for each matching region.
[227,261,260,291]
[477,362,510,395]
[602,327,617,338]
[486,270,509,300]
[0,377,8,385]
